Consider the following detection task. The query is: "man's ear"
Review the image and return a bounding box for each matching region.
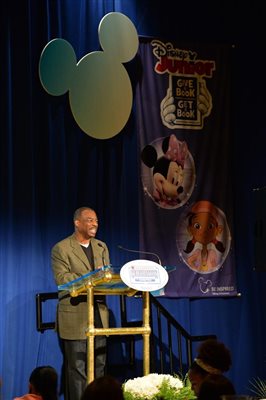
[28,382,33,394]
[29,382,38,394]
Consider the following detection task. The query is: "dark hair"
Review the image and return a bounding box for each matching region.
[73,207,95,222]
[29,366,57,400]
[197,339,232,372]
[81,375,124,400]
[198,374,236,400]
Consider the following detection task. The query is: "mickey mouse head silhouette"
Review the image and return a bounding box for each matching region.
[198,277,212,293]
[39,12,139,139]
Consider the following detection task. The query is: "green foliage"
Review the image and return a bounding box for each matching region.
[123,391,145,400]
[157,380,196,400]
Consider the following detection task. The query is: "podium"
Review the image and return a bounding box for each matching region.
[58,265,153,383]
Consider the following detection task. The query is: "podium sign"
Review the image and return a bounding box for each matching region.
[120,259,169,291]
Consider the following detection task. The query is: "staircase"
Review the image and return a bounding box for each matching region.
[36,292,216,379]
[108,293,216,378]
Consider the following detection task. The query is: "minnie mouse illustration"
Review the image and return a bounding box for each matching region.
[183,200,226,272]
[141,134,189,208]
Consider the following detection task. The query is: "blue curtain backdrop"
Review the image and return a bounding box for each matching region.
[1,0,266,399]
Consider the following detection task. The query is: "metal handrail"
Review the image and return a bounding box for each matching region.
[149,295,217,376]
[36,292,216,377]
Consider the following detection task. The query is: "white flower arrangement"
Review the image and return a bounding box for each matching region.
[123,373,196,400]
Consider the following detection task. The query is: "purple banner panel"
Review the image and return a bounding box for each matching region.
[136,37,237,298]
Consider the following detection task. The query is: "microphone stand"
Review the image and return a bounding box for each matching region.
[118,245,162,265]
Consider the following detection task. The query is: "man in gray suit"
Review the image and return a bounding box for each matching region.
[51,206,110,400]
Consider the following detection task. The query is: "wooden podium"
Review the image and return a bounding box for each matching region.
[58,265,151,383]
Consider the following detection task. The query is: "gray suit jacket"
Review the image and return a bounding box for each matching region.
[51,234,110,340]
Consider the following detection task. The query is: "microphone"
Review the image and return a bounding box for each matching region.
[118,244,162,265]
[98,242,106,266]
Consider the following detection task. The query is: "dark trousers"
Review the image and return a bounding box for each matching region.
[63,335,106,400]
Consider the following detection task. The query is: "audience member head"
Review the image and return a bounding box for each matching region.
[81,375,124,400]
[198,374,236,400]
[188,339,232,396]
[29,366,58,400]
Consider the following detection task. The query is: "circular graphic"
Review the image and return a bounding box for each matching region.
[120,259,169,292]
[176,200,231,274]
[141,135,196,209]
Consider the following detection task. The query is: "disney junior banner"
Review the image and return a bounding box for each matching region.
[136,37,237,298]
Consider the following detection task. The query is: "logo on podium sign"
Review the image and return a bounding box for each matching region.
[120,259,169,292]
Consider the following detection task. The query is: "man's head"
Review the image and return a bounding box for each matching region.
[29,366,57,398]
[81,375,123,400]
[73,207,98,242]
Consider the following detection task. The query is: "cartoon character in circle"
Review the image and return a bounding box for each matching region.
[141,134,189,207]
[183,201,226,272]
